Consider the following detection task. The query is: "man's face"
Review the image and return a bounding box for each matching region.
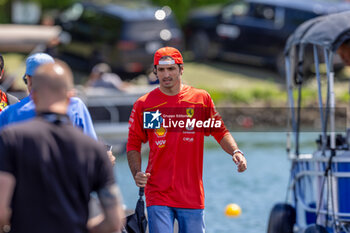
[156,62,183,89]
[337,43,350,66]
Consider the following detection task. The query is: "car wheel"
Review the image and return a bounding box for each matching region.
[189,31,210,61]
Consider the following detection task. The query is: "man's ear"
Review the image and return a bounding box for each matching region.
[153,66,157,75]
[180,65,184,75]
[27,76,32,91]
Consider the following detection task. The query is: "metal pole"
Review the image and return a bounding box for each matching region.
[313,45,326,155]
[329,71,335,150]
[285,50,294,156]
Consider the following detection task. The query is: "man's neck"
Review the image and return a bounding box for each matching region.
[35,102,68,115]
[159,83,183,96]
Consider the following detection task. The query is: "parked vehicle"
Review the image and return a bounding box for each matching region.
[56,1,183,78]
[185,0,350,74]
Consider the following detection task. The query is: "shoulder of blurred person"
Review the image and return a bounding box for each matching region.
[0,96,33,128]
[86,63,126,91]
[95,72,123,90]
[67,96,98,139]
[337,39,350,66]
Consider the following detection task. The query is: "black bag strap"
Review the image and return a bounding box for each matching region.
[139,187,144,197]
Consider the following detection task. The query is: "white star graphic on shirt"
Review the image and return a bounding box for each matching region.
[150,110,161,122]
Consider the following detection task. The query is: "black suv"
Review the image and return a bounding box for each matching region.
[186,0,350,73]
[56,1,183,77]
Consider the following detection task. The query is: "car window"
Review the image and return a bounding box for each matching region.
[251,4,275,22]
[220,2,284,29]
[222,1,250,21]
[123,19,176,41]
[285,9,318,28]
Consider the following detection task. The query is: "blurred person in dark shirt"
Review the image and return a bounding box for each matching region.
[0,61,124,233]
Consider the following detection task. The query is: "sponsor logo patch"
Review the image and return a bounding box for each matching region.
[155,126,167,138]
[143,110,162,129]
[155,140,166,148]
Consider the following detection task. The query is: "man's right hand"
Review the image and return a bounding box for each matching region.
[134,172,150,187]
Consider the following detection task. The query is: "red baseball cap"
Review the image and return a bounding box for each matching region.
[154,47,183,65]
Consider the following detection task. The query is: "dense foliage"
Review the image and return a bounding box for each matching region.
[0,0,232,25]
[151,0,231,25]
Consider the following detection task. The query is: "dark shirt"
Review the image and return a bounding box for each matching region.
[0,115,114,233]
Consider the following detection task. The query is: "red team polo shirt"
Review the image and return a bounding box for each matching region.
[127,85,229,209]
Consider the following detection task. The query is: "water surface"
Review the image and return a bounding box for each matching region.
[115,132,317,233]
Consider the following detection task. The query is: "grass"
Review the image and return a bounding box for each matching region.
[180,61,288,106]
[181,61,350,107]
[182,61,281,91]
[3,52,350,107]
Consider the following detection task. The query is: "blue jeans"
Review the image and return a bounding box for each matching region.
[147,205,205,233]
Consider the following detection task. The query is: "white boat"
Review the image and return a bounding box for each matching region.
[0,24,62,53]
[77,85,157,147]
[268,11,350,233]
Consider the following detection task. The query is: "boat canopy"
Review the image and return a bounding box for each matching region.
[279,10,350,233]
[284,10,350,157]
[284,11,350,56]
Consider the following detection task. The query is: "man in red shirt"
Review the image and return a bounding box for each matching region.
[0,54,19,112]
[127,47,247,233]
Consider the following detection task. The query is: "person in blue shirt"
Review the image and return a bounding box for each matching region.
[0,53,97,140]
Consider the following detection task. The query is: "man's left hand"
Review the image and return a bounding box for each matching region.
[107,151,116,166]
[232,153,247,172]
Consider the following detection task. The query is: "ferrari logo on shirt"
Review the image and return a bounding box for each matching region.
[186,108,194,118]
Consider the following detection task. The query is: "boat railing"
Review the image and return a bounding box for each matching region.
[289,152,350,223]
[291,170,350,219]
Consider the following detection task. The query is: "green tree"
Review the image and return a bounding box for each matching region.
[0,0,232,25]
[0,0,11,23]
[151,0,231,26]
[30,0,74,9]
